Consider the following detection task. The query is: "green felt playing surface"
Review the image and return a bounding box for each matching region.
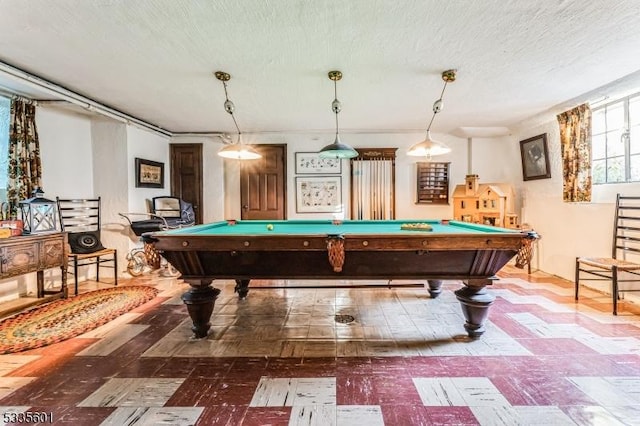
[157,219,518,236]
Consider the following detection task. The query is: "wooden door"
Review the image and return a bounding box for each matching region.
[240,144,286,220]
[170,143,203,224]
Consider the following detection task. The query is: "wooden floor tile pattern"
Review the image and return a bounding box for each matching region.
[0,267,639,425]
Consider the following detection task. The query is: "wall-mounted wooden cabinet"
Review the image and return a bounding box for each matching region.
[416,162,450,204]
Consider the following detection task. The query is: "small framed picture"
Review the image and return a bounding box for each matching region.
[295,176,342,213]
[135,158,164,188]
[295,152,342,174]
[519,134,551,181]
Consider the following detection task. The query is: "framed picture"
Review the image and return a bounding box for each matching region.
[295,176,342,213]
[295,152,342,174]
[519,134,551,181]
[135,158,164,188]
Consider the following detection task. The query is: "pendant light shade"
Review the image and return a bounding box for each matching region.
[408,69,457,159]
[215,71,261,160]
[217,135,262,160]
[319,134,359,159]
[319,70,359,159]
[406,131,452,158]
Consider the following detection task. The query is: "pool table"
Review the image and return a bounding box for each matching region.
[150,219,537,339]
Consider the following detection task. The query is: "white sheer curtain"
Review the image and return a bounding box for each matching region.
[351,151,395,219]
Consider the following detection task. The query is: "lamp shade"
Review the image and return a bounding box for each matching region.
[319,135,359,159]
[407,131,452,158]
[217,143,262,160]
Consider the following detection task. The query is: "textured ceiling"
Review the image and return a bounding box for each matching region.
[1,0,640,136]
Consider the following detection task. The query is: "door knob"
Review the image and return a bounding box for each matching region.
[242,205,249,210]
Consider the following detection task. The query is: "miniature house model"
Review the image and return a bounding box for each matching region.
[452,174,519,228]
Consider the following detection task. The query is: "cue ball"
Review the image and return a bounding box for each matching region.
[266,224,274,230]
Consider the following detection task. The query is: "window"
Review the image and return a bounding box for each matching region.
[0,96,9,202]
[460,200,465,209]
[592,93,640,184]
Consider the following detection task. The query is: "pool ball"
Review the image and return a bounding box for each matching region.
[266,224,274,231]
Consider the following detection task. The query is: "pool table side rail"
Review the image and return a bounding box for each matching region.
[155,248,519,282]
[151,232,526,252]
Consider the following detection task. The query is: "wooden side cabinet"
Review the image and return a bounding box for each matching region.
[0,233,68,299]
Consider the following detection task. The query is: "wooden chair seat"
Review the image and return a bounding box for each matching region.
[70,248,117,261]
[576,257,640,271]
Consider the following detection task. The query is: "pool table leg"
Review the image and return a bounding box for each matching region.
[454,281,496,338]
[427,279,443,298]
[235,279,250,299]
[181,280,221,339]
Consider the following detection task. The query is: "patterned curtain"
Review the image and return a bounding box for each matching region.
[557,103,592,202]
[7,99,42,217]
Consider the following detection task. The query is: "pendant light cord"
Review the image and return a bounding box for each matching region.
[222,80,242,138]
[425,80,450,133]
[334,79,340,138]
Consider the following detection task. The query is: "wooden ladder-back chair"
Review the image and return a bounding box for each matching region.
[56,197,118,295]
[575,194,640,314]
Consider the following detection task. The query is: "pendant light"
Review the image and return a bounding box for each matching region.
[318,70,359,159]
[407,69,457,159]
[215,71,261,160]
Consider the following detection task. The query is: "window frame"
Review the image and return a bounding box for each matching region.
[592,92,640,184]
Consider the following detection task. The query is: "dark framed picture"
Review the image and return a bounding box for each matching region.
[135,158,164,188]
[520,134,551,181]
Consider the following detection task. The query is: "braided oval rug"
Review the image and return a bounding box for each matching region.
[0,286,159,354]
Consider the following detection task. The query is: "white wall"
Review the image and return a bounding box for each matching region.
[12,97,631,300]
[0,107,96,301]
[168,135,226,223]
[38,107,94,197]
[8,101,613,300]
[0,106,174,302]
[218,132,518,221]
[90,120,130,275]
[513,118,636,281]
[127,126,171,213]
